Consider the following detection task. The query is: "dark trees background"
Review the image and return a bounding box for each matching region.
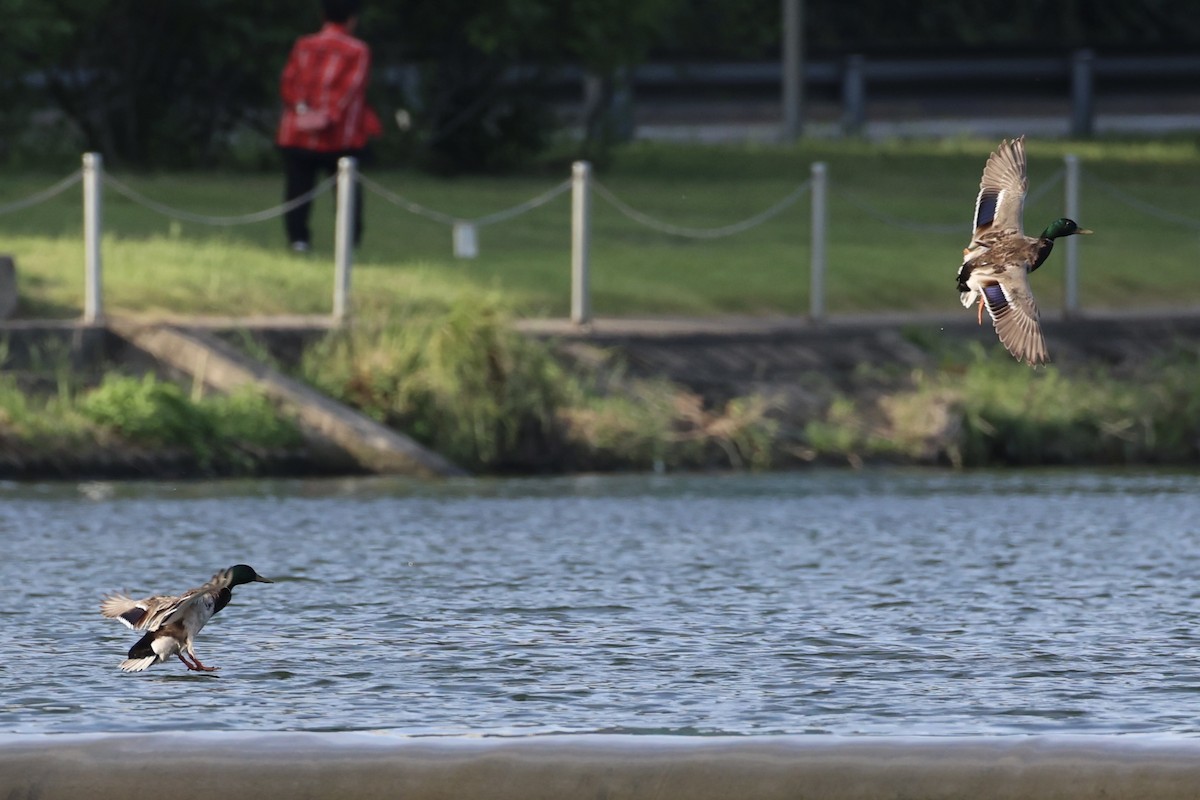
[1,0,1197,170]
[0,0,296,167]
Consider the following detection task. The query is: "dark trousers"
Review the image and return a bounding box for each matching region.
[280,147,366,247]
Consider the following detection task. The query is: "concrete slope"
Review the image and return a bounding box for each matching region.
[109,319,466,478]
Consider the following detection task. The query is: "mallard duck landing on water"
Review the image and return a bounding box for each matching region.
[100,564,272,673]
[956,136,1093,365]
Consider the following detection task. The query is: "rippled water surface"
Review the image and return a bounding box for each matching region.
[3,469,1200,736]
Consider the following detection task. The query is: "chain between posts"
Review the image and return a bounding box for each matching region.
[16,152,1200,326]
[103,174,337,226]
[0,171,82,216]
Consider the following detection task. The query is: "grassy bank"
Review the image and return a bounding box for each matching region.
[2,295,1197,476]
[1,138,1198,476]
[0,368,309,479]
[802,342,1200,468]
[293,298,1200,472]
[3,137,1200,319]
[0,294,778,476]
[295,294,777,472]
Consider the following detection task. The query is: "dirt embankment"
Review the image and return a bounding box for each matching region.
[2,311,1198,478]
[531,310,1200,408]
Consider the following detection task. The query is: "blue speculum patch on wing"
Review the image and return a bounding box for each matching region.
[120,608,147,627]
[983,284,1007,308]
[976,190,999,229]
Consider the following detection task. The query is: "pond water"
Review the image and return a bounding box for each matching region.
[2,469,1199,737]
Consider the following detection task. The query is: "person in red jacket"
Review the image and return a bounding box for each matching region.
[276,0,382,253]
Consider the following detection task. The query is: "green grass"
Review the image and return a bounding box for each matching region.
[3,136,1200,320]
[802,341,1200,467]
[0,369,305,474]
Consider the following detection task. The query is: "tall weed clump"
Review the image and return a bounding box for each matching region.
[302,296,576,471]
[301,295,780,472]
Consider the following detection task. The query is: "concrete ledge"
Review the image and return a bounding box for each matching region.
[108,319,466,478]
[4,733,1200,800]
[513,308,1200,344]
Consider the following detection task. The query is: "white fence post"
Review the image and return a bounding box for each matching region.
[333,156,357,323]
[1063,153,1080,317]
[809,161,827,320]
[82,152,103,324]
[571,160,592,326]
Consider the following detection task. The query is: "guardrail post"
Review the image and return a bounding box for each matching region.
[82,152,103,324]
[571,160,591,326]
[1070,49,1094,138]
[810,161,827,321]
[780,0,803,140]
[1063,154,1081,317]
[841,55,866,136]
[333,156,357,323]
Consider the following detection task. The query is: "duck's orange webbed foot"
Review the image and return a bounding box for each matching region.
[190,655,219,672]
[178,652,219,672]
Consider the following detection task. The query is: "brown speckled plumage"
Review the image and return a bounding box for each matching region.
[956,136,1092,366]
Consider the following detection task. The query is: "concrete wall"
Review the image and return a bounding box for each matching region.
[519,310,1200,406]
[5,732,1200,800]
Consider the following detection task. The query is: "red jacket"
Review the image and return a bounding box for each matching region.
[276,22,383,151]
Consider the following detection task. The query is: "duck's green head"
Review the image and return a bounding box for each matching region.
[227,564,273,586]
[1042,218,1093,239]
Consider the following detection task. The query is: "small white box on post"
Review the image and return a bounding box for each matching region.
[453,222,479,258]
[570,160,592,326]
[82,152,104,324]
[333,156,357,323]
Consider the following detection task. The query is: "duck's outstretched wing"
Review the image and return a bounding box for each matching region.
[972,136,1028,238]
[101,582,214,631]
[100,592,182,630]
[101,568,240,634]
[980,271,1048,366]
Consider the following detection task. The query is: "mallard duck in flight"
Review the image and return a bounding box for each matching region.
[101,564,272,672]
[956,136,1092,365]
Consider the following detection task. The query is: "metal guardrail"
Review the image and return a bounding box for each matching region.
[839,51,1107,137]
[450,53,1200,92]
[537,53,1200,138]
